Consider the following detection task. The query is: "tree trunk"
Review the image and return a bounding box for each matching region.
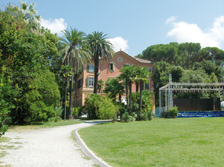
[74,76,78,108]
[126,83,129,109]
[64,78,68,121]
[94,55,99,94]
[129,81,132,113]
[139,80,143,114]
[119,93,121,103]
[136,82,139,92]
[69,78,73,120]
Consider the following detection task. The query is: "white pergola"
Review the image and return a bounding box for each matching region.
[159,74,224,113]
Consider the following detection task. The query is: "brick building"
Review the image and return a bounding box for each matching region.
[73,50,154,108]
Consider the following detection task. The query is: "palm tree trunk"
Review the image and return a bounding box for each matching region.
[74,76,78,108]
[64,78,68,121]
[119,93,121,103]
[69,78,73,120]
[94,55,99,94]
[126,83,129,109]
[136,82,139,92]
[129,81,132,113]
[139,80,143,114]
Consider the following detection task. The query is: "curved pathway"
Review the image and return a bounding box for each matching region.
[0,122,102,167]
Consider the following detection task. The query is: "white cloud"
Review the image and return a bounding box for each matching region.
[40,18,67,35]
[165,16,177,24]
[166,16,224,49]
[107,37,129,53]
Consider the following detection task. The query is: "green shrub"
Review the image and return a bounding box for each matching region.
[55,116,62,122]
[148,111,152,120]
[73,107,83,118]
[98,97,118,120]
[84,94,101,119]
[121,112,136,122]
[131,90,153,117]
[48,117,55,122]
[84,94,118,120]
[168,107,178,118]
[131,112,137,120]
[55,106,63,117]
[48,116,62,122]
[139,113,148,121]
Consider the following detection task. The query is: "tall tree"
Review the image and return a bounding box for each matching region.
[133,66,150,114]
[118,65,135,112]
[1,2,61,125]
[60,28,90,119]
[7,0,41,30]
[60,65,73,120]
[86,31,114,94]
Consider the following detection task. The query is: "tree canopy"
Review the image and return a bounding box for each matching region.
[140,42,224,106]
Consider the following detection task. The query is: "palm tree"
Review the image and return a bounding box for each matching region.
[60,28,90,119]
[86,31,114,94]
[133,66,150,114]
[118,67,130,109]
[127,65,136,113]
[98,79,104,94]
[118,65,135,112]
[60,65,74,120]
[104,78,124,103]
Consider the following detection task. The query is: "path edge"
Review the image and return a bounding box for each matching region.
[73,124,112,167]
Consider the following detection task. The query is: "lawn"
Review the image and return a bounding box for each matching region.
[79,117,224,167]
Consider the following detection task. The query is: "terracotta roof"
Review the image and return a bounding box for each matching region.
[115,51,153,64]
[134,57,153,64]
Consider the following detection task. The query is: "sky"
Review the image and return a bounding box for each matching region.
[1,0,224,56]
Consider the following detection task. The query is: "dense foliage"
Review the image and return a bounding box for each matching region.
[138,43,224,106]
[138,42,224,69]
[84,94,118,120]
[131,90,153,114]
[0,3,61,131]
[0,66,17,136]
[168,107,179,118]
[103,66,153,122]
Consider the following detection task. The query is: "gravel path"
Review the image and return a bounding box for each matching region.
[0,122,98,167]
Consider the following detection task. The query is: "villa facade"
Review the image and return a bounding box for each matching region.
[73,50,154,108]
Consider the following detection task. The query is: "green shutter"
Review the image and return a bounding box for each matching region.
[87,65,89,72]
[86,77,89,87]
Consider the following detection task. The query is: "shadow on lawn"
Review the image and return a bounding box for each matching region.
[84,120,112,124]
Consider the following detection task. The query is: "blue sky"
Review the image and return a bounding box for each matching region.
[1,0,224,56]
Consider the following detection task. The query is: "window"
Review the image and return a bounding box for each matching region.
[77,79,82,89]
[118,57,122,62]
[87,77,94,87]
[109,62,115,71]
[145,83,149,90]
[123,63,130,67]
[87,65,94,72]
[149,68,152,73]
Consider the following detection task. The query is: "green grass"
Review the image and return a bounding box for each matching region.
[79,117,224,167]
[8,119,85,131]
